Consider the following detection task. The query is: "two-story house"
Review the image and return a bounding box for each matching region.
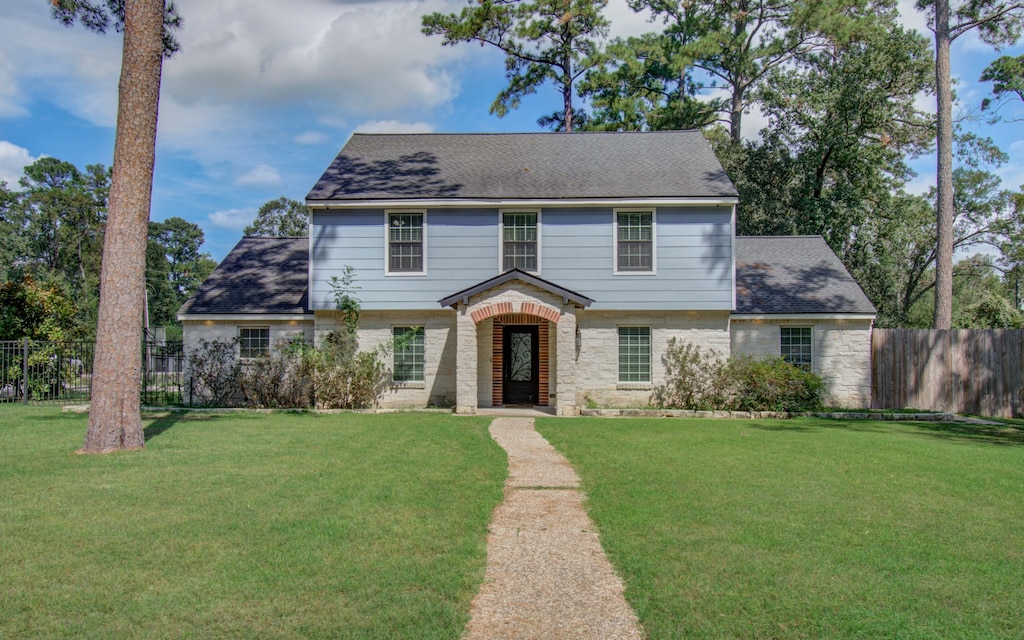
[179,131,876,413]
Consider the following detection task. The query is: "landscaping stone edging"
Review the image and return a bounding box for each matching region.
[579,408,957,422]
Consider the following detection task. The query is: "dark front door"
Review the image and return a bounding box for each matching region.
[503,325,539,405]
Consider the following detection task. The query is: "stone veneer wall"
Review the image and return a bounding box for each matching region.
[730,317,873,408]
[181,319,313,360]
[574,310,732,407]
[316,309,459,409]
[456,280,579,414]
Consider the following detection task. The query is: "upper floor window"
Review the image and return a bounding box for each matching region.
[502,212,539,272]
[781,327,813,371]
[239,326,269,359]
[387,211,425,274]
[615,210,654,273]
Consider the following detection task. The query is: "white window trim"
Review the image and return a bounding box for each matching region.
[384,209,427,276]
[617,325,652,384]
[613,208,657,275]
[498,209,542,274]
[392,325,426,384]
[238,325,270,360]
[779,325,814,370]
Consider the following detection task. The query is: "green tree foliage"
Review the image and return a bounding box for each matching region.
[718,25,934,251]
[51,0,183,56]
[0,277,82,341]
[243,197,309,237]
[422,0,609,131]
[0,158,217,337]
[580,33,720,131]
[851,136,1018,327]
[149,216,216,301]
[981,53,1024,119]
[618,0,882,140]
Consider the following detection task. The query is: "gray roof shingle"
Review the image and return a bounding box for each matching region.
[735,236,876,315]
[178,237,310,316]
[306,131,738,202]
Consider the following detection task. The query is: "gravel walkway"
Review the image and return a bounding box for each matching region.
[462,418,643,640]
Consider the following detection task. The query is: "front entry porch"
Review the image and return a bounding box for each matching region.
[438,269,593,416]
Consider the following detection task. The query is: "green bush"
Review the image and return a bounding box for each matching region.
[238,338,315,409]
[726,355,825,412]
[650,338,730,410]
[651,340,825,412]
[185,338,242,407]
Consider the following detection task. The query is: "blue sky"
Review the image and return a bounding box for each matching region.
[0,0,1021,262]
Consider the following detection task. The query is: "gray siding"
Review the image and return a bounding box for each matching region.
[310,206,734,311]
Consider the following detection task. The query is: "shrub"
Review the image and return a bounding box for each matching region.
[726,355,825,412]
[185,338,241,407]
[650,338,729,410]
[650,340,825,412]
[238,338,315,409]
[309,335,391,409]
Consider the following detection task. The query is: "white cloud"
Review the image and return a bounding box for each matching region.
[0,141,39,187]
[207,208,256,230]
[0,51,27,118]
[235,164,283,187]
[163,0,462,114]
[605,0,654,40]
[354,120,435,133]
[295,130,329,145]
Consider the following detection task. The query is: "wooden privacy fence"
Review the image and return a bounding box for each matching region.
[872,329,1024,418]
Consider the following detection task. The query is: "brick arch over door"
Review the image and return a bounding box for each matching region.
[492,313,550,407]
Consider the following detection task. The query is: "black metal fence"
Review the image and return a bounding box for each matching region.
[0,339,186,405]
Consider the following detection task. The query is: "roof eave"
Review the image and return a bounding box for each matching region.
[307,196,739,209]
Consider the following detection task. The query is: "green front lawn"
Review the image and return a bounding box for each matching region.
[0,407,506,639]
[537,417,1024,640]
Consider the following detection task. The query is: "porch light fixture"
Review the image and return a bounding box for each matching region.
[575,326,582,350]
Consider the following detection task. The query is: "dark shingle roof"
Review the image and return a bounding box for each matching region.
[735,236,876,315]
[178,237,309,316]
[306,131,738,202]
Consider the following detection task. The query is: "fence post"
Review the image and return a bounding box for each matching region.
[22,337,29,404]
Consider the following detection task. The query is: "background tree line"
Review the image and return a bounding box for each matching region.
[425,0,1024,328]
[0,157,217,341]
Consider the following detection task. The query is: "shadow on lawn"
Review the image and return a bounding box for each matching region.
[755,416,1024,446]
[909,421,1024,446]
[144,411,221,442]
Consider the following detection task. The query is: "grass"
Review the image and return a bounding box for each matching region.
[536,416,1024,639]
[0,406,506,639]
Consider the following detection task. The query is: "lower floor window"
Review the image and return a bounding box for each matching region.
[780,326,813,370]
[239,327,269,359]
[393,326,425,382]
[618,326,651,383]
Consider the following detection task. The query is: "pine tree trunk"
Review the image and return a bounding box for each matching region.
[81,0,165,453]
[933,0,954,330]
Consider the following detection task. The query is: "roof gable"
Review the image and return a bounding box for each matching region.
[178,237,310,316]
[734,236,876,315]
[439,269,594,309]
[307,131,738,202]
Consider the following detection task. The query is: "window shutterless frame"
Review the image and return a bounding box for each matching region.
[780,326,813,371]
[392,326,425,382]
[617,326,651,383]
[238,326,270,359]
[498,210,541,274]
[385,210,427,276]
[613,208,656,275]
